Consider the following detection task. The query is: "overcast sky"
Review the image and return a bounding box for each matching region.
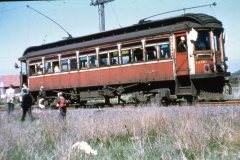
[0,0,239,75]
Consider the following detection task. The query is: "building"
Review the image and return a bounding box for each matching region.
[0,75,20,97]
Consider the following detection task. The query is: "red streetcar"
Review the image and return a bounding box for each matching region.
[19,13,231,106]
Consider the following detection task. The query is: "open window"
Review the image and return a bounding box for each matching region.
[53,61,60,73]
[45,62,52,73]
[89,55,97,68]
[80,56,87,69]
[146,45,157,61]
[99,53,109,66]
[110,51,119,65]
[61,59,68,72]
[160,44,170,59]
[37,63,43,74]
[29,65,36,76]
[122,50,131,64]
[195,31,210,51]
[133,48,143,62]
[70,58,78,70]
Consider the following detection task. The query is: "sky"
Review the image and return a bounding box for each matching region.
[0,0,239,75]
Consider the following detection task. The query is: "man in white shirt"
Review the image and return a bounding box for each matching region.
[5,84,15,115]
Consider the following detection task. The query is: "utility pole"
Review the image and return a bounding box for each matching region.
[90,0,114,32]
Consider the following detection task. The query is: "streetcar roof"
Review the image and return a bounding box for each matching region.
[19,13,222,61]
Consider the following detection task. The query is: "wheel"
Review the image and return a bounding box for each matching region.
[161,97,170,107]
[223,83,232,94]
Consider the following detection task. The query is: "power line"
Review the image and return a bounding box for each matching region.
[27,5,73,39]
[139,2,217,24]
[109,2,121,28]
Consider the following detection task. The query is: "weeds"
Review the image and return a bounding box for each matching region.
[0,105,240,159]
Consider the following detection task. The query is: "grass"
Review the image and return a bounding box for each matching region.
[0,105,240,160]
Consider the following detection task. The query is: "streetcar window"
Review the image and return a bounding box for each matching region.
[146,46,157,61]
[195,32,210,51]
[80,56,87,69]
[61,59,68,72]
[89,55,97,68]
[53,61,60,73]
[213,32,220,52]
[29,65,36,76]
[45,62,52,73]
[122,50,131,64]
[133,48,143,62]
[37,63,43,74]
[160,44,170,59]
[197,54,211,59]
[99,53,109,66]
[70,58,78,70]
[110,51,119,65]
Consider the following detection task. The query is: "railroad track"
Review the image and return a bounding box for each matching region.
[197,99,240,106]
[0,99,240,113]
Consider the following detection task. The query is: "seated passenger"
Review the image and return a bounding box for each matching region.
[54,65,60,73]
[37,69,42,74]
[134,48,143,61]
[112,59,117,65]
[146,47,156,60]
[47,68,52,73]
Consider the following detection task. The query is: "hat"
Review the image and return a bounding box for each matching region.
[58,92,62,97]
[40,86,44,89]
[180,36,185,41]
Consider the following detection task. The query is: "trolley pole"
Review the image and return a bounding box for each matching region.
[90,0,114,32]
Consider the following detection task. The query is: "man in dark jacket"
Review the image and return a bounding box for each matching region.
[21,89,33,121]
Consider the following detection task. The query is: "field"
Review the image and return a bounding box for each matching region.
[1,104,240,160]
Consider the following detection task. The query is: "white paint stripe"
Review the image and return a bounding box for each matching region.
[29,59,173,78]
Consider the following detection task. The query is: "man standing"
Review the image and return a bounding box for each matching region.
[5,84,15,115]
[21,89,33,121]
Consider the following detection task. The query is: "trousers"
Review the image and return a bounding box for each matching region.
[7,103,14,115]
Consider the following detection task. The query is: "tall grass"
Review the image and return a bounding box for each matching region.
[0,105,240,159]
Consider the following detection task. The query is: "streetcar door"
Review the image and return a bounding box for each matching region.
[175,34,189,76]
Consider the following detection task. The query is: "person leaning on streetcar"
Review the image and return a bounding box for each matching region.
[178,36,187,52]
[5,84,15,115]
[38,86,46,109]
[57,92,67,121]
[21,89,34,122]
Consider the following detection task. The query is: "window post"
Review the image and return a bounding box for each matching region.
[118,43,122,64]
[26,60,30,75]
[76,51,80,70]
[96,47,100,67]
[87,56,90,68]
[157,45,160,59]
[130,49,134,62]
[67,59,70,71]
[58,54,61,71]
[210,31,216,72]
[141,39,146,61]
[50,62,53,73]
[107,52,110,65]
[42,57,45,74]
